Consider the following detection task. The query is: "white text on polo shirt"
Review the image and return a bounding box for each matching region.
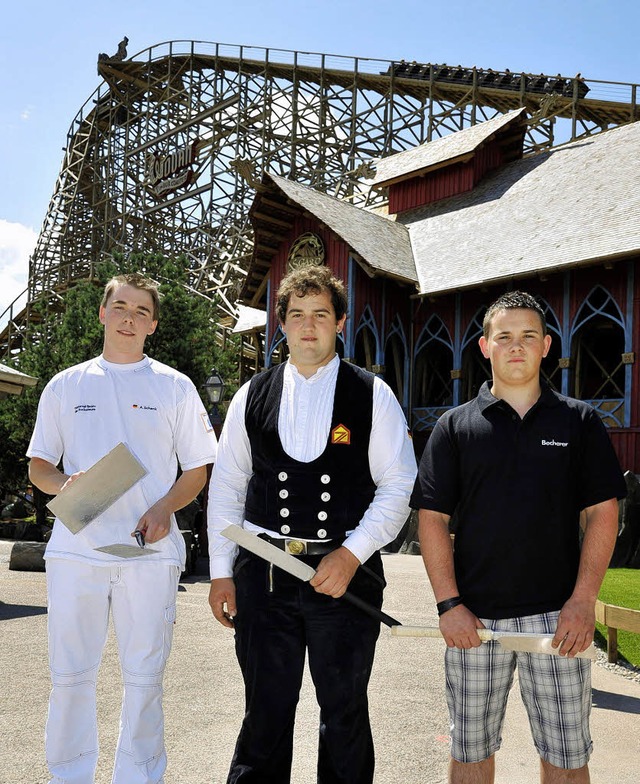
[541,439,569,447]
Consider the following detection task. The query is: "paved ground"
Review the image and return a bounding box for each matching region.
[1,540,639,784]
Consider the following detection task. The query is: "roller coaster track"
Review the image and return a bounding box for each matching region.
[1,40,638,359]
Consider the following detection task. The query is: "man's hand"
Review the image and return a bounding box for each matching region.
[209,578,237,628]
[552,596,596,657]
[60,471,84,492]
[439,603,485,649]
[29,457,83,496]
[132,465,207,545]
[133,498,172,544]
[309,546,360,598]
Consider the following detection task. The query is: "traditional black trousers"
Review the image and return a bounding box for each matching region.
[227,549,385,784]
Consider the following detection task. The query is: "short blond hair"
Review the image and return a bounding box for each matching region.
[101,273,160,320]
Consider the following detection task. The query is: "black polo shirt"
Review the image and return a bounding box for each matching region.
[411,382,626,619]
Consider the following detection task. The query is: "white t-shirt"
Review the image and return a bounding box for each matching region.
[27,355,217,567]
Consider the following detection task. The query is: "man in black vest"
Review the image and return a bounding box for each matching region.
[207,266,416,784]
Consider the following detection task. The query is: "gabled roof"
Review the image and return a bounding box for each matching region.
[243,173,417,304]
[370,108,527,188]
[272,175,416,281]
[403,120,640,296]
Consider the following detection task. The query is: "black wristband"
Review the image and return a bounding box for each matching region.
[436,596,463,616]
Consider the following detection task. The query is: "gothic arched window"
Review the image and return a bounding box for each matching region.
[460,310,490,403]
[412,315,454,434]
[540,301,562,391]
[354,307,380,372]
[268,325,288,367]
[384,316,408,404]
[570,287,626,427]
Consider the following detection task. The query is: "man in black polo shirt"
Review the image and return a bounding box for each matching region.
[412,290,625,784]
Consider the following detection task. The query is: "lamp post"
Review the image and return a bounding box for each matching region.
[199,368,226,557]
[202,367,226,436]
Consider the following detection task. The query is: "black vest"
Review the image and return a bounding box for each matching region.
[244,361,377,539]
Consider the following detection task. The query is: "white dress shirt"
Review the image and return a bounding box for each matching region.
[208,355,417,579]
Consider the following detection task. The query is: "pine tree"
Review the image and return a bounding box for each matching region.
[0,255,239,501]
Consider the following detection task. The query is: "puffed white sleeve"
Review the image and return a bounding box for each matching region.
[207,381,253,579]
[342,377,417,565]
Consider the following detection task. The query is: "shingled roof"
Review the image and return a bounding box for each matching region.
[274,175,415,281]
[370,108,527,188]
[243,173,416,304]
[403,120,640,296]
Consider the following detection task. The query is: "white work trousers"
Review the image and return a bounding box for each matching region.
[45,559,180,784]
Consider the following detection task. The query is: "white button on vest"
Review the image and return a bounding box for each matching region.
[317,511,328,521]
[279,489,289,499]
[320,474,331,484]
[279,508,290,517]
[278,472,288,481]
[317,528,327,538]
[321,492,331,502]
[280,524,291,534]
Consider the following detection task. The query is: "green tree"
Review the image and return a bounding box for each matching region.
[0,254,239,501]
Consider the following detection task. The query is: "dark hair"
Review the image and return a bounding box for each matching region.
[101,273,160,320]
[276,266,348,323]
[482,291,547,338]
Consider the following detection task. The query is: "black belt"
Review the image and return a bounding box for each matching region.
[257,533,343,556]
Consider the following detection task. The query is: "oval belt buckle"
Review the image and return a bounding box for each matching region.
[286,539,306,555]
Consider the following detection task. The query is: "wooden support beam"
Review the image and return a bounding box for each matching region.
[260,197,299,214]
[0,381,26,396]
[253,211,294,228]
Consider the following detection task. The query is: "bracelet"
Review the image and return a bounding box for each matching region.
[436,596,463,616]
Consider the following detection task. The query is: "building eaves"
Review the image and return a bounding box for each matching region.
[0,362,38,398]
[370,108,527,188]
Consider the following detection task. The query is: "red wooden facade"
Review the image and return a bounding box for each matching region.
[388,139,506,213]
[252,118,639,473]
[260,210,639,473]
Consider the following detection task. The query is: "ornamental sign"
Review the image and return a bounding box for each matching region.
[145,139,199,198]
[287,232,325,270]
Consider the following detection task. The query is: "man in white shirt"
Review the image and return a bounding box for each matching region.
[28,273,217,784]
[208,266,416,784]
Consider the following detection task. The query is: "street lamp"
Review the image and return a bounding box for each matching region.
[199,368,226,557]
[203,367,225,406]
[202,368,226,432]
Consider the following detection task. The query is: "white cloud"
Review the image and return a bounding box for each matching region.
[0,219,37,326]
[20,107,32,121]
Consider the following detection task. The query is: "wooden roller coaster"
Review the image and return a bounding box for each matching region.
[1,39,637,360]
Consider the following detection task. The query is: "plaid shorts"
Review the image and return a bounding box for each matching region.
[444,611,593,769]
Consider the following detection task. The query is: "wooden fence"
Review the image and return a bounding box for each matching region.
[595,599,640,663]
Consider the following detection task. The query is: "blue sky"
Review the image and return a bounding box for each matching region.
[1,0,639,316]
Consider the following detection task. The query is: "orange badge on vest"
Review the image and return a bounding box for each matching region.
[331,424,351,445]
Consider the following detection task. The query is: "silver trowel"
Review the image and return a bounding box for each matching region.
[222,525,598,659]
[47,442,147,533]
